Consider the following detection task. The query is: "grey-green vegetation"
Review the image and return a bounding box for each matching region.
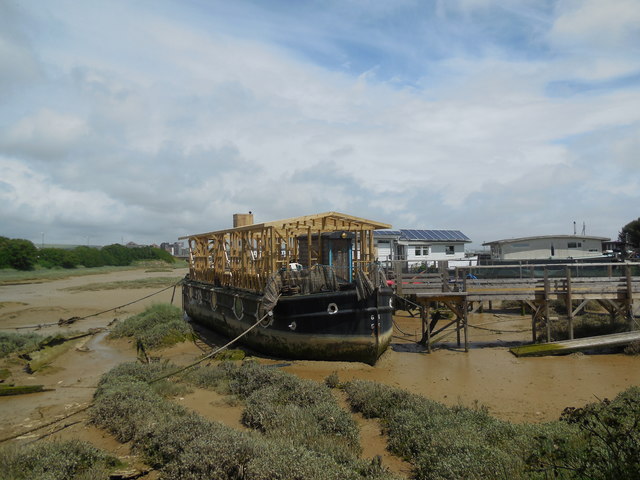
[91,361,400,480]
[109,304,193,349]
[0,439,120,480]
[343,379,640,480]
[0,331,44,357]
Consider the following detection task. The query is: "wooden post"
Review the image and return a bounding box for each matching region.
[307,226,312,267]
[463,299,469,352]
[544,268,551,342]
[456,307,461,347]
[626,264,634,329]
[426,303,432,353]
[566,266,574,340]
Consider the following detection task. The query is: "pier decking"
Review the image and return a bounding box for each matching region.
[392,262,640,353]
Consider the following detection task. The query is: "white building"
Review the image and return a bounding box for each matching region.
[482,235,610,261]
[374,229,474,267]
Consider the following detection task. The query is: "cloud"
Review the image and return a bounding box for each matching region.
[0,0,638,247]
[1,109,88,160]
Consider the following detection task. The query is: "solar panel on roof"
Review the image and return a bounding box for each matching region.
[391,229,471,242]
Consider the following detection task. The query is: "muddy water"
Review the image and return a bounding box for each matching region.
[282,311,640,423]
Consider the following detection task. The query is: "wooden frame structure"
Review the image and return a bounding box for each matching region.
[180,212,391,293]
[391,262,640,352]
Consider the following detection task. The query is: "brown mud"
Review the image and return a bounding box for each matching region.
[1,268,639,477]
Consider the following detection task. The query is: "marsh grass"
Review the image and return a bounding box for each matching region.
[109,304,193,349]
[0,265,140,285]
[0,331,44,357]
[91,362,401,480]
[184,361,362,461]
[63,276,182,292]
[0,439,121,480]
[0,260,187,286]
[343,379,640,480]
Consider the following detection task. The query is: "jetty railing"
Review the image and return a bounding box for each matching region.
[392,262,640,350]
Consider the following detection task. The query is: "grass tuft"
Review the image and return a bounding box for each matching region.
[0,331,44,357]
[0,439,121,480]
[109,304,192,349]
[91,361,402,480]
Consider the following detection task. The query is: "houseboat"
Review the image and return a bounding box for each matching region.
[180,212,394,364]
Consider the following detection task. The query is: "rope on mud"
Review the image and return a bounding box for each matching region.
[0,309,275,445]
[468,324,530,334]
[0,404,92,444]
[13,280,184,330]
[392,319,417,337]
[148,309,274,384]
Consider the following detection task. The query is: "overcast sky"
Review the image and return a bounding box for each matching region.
[1,0,639,249]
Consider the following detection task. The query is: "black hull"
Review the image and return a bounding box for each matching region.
[182,279,394,365]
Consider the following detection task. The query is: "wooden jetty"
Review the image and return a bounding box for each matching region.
[510,331,640,357]
[392,262,640,353]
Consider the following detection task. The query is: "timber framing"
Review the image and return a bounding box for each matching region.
[180,212,391,293]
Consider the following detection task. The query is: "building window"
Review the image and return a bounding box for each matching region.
[415,247,421,256]
[445,245,454,255]
[422,247,430,255]
[568,242,582,248]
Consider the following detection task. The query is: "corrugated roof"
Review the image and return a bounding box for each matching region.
[375,229,471,242]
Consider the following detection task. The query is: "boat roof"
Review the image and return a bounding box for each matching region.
[180,211,392,239]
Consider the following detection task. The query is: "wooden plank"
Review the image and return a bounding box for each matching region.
[510,331,640,357]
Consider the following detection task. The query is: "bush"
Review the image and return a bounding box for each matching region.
[343,379,566,480]
[187,361,361,460]
[0,238,38,270]
[0,439,120,480]
[109,304,192,349]
[37,248,77,269]
[91,362,401,480]
[555,387,640,479]
[0,331,44,357]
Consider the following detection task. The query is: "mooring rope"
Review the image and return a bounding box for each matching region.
[13,280,184,330]
[148,309,274,384]
[1,307,275,444]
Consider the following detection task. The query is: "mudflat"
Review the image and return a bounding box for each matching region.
[1,266,638,471]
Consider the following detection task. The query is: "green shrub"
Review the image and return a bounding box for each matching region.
[37,248,77,269]
[0,439,120,480]
[344,379,557,480]
[109,304,192,349]
[187,361,361,460]
[91,362,401,480]
[0,238,38,270]
[554,387,640,479]
[0,331,44,357]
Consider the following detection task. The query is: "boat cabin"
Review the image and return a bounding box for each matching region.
[180,212,392,293]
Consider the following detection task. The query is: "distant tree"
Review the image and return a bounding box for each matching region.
[73,246,106,268]
[619,217,640,251]
[101,244,134,266]
[38,248,77,269]
[0,236,10,268]
[5,239,38,270]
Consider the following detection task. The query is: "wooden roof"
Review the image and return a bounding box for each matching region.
[180,211,392,240]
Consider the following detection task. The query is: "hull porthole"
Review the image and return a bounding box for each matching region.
[210,291,217,311]
[233,295,244,320]
[327,303,338,315]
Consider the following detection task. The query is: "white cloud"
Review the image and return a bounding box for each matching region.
[1,109,88,160]
[0,0,638,246]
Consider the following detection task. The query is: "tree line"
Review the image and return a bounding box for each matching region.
[0,237,175,271]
